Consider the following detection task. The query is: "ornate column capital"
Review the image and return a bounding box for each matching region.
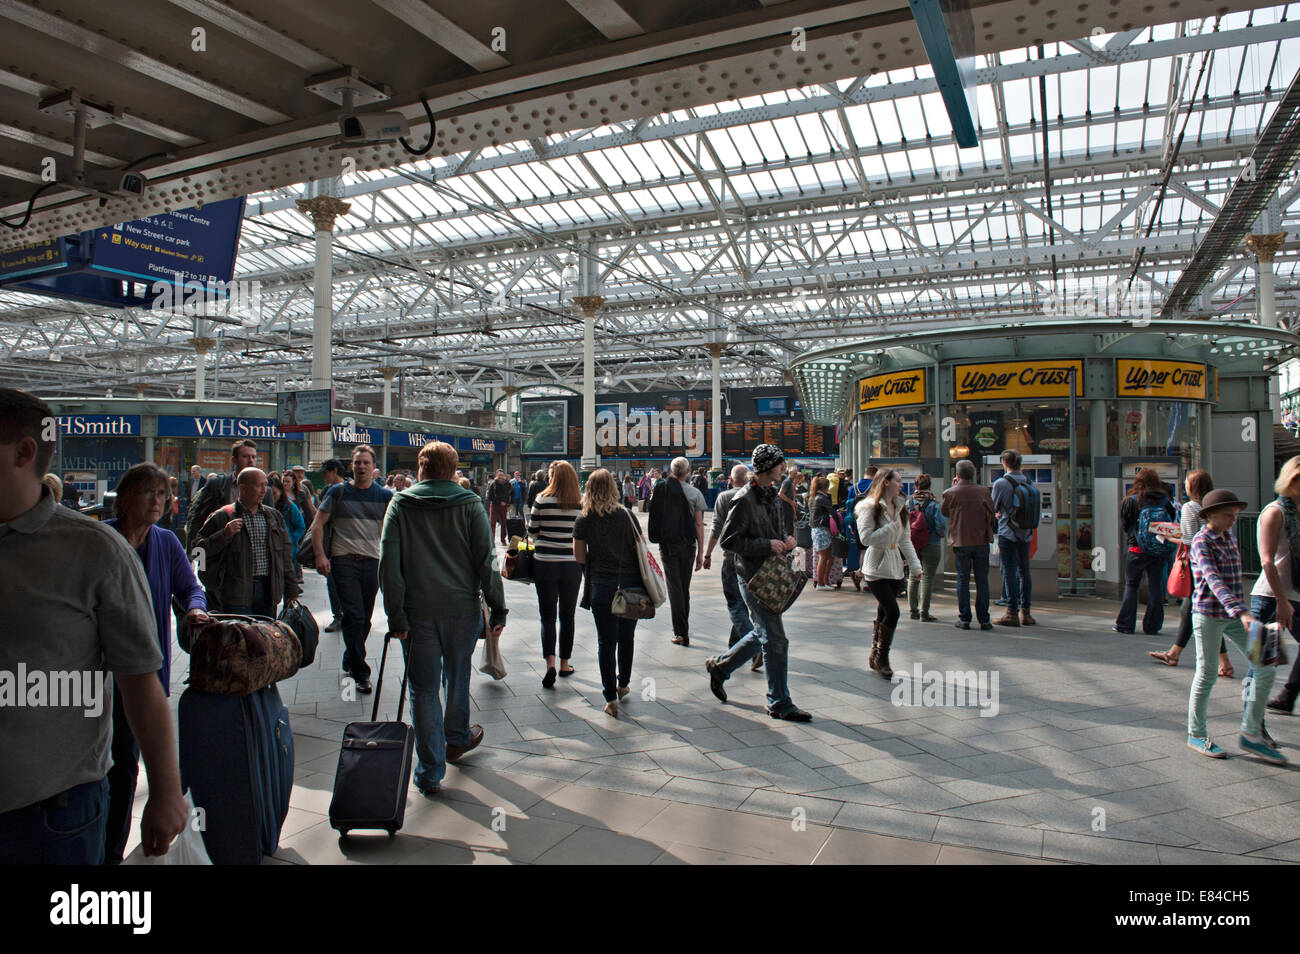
[189,336,217,355]
[573,295,605,316]
[379,366,398,381]
[706,343,725,359]
[1245,232,1287,264]
[296,195,352,232]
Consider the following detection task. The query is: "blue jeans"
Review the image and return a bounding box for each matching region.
[997,537,1032,612]
[1117,550,1166,633]
[333,556,379,680]
[225,575,272,617]
[721,558,754,648]
[954,545,991,624]
[401,610,483,789]
[0,778,109,865]
[1249,595,1300,712]
[711,574,793,714]
[589,573,641,702]
[1188,614,1276,738]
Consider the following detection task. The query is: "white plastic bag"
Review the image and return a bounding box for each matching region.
[478,631,507,680]
[122,791,212,865]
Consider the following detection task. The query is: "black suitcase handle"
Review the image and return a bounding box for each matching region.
[371,632,410,723]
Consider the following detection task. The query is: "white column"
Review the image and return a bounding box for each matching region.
[191,337,214,400]
[296,193,351,467]
[1246,232,1287,419]
[381,367,397,417]
[574,295,604,473]
[708,344,723,473]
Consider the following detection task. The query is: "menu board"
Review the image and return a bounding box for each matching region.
[764,422,782,446]
[783,421,804,453]
[724,422,743,455]
[744,421,763,446]
[805,423,824,454]
[900,414,921,455]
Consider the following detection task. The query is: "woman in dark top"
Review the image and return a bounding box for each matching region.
[1114,468,1178,634]
[808,476,835,590]
[573,468,644,717]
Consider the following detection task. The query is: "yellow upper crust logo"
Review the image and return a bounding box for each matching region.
[954,360,1084,401]
[1116,359,1208,400]
[858,369,926,411]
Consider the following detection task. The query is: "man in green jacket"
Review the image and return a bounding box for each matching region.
[380,441,507,796]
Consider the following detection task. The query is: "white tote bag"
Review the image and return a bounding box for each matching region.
[624,508,668,607]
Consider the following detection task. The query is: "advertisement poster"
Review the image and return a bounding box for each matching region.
[520,400,568,455]
[968,410,1004,457]
[153,445,181,479]
[276,389,333,433]
[1030,408,1070,451]
[900,414,921,455]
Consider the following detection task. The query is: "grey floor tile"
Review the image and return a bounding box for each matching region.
[831,802,940,841]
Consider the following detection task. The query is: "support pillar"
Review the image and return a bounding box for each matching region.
[1246,232,1287,420]
[380,366,397,418]
[707,343,724,476]
[296,191,351,467]
[573,295,605,477]
[190,337,215,401]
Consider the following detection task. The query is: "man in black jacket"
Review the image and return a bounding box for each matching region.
[186,440,258,545]
[705,444,811,722]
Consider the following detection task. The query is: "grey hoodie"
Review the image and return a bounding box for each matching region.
[380,479,508,632]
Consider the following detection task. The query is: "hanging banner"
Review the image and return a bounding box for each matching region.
[1115,359,1208,401]
[954,360,1084,401]
[858,369,927,411]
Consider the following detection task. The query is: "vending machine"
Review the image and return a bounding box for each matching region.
[984,454,1059,602]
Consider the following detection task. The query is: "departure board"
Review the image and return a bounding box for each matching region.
[724,421,743,454]
[783,421,804,453]
[805,423,825,454]
[744,421,763,446]
[764,422,782,446]
[568,426,581,456]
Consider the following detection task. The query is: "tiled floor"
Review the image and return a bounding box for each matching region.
[133,511,1299,864]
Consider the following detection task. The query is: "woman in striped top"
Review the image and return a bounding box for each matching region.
[530,460,584,688]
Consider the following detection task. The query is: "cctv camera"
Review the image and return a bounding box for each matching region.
[63,169,147,199]
[338,112,410,143]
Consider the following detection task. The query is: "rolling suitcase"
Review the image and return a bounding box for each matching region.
[506,516,527,540]
[179,684,294,865]
[329,633,415,836]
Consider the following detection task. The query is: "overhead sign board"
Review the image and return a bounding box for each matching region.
[954,360,1085,402]
[56,414,141,437]
[157,415,292,440]
[858,369,927,411]
[276,388,333,433]
[1116,359,1209,401]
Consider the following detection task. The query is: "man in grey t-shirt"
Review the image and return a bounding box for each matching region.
[0,388,188,863]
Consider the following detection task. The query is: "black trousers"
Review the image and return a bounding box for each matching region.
[534,560,583,659]
[659,541,696,639]
[867,577,902,628]
[104,686,140,865]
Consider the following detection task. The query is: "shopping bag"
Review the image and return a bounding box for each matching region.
[478,630,508,680]
[122,791,212,865]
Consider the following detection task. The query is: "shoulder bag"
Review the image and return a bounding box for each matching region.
[611,509,657,619]
[1167,543,1193,599]
[747,550,809,615]
[624,507,667,607]
[185,613,302,695]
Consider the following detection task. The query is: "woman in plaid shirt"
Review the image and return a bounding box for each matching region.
[1186,490,1287,764]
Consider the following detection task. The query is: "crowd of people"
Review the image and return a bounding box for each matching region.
[5,377,1298,864]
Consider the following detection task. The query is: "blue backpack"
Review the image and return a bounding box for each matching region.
[1004,476,1041,533]
[1136,502,1177,556]
[925,499,948,540]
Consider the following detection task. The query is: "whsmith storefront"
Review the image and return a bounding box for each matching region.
[790,319,1297,599]
[46,397,519,505]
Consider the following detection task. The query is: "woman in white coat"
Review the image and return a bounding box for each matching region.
[857,469,922,679]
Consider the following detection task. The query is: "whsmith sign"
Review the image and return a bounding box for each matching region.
[858,369,927,411]
[157,416,292,440]
[1115,359,1209,401]
[954,360,1085,401]
[56,415,141,436]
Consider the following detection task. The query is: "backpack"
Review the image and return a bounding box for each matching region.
[1136,500,1177,556]
[1003,475,1042,533]
[846,497,866,549]
[924,499,948,541]
[909,506,930,550]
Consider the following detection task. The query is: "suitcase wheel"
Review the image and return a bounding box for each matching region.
[337,829,350,837]
[386,827,397,837]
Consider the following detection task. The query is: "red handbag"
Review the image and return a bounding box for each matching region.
[1167,543,1193,598]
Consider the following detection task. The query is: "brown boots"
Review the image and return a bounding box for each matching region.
[1021,609,1036,626]
[868,619,881,671]
[876,624,895,679]
[996,609,1036,626]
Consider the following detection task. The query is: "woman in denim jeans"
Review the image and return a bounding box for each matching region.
[1184,490,1285,764]
[573,469,644,717]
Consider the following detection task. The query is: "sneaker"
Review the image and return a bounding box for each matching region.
[1111,625,1134,634]
[705,657,728,702]
[671,634,690,646]
[416,782,441,797]
[1239,733,1288,765]
[325,618,343,633]
[1186,735,1227,758]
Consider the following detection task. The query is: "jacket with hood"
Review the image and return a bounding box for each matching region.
[857,494,922,582]
[380,479,508,632]
[1120,489,1176,552]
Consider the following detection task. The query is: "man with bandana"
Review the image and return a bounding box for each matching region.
[704,444,812,722]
